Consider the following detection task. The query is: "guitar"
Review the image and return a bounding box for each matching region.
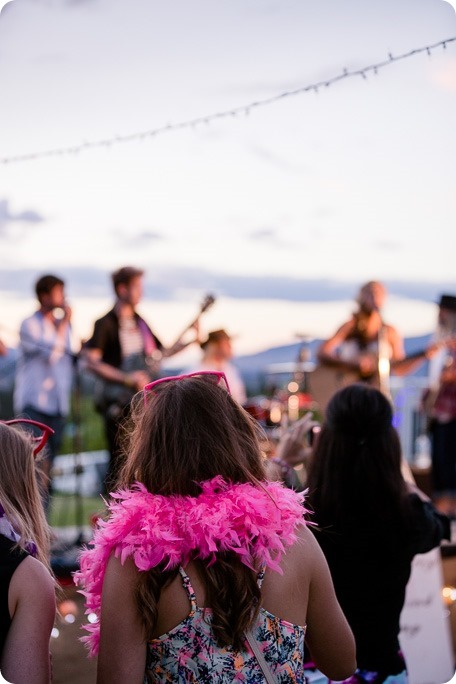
[164,294,216,358]
[93,294,216,414]
[307,364,362,416]
[308,341,452,417]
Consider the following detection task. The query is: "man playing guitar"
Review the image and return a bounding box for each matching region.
[83,266,205,491]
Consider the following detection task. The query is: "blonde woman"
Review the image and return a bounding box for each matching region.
[0,420,56,684]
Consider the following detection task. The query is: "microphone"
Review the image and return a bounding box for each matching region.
[53,307,66,320]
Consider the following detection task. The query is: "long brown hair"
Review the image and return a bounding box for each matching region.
[117,376,266,649]
[0,423,52,570]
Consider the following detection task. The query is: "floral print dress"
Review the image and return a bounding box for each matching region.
[145,567,307,683]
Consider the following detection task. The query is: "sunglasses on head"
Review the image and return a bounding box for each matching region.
[2,419,55,456]
[143,371,231,403]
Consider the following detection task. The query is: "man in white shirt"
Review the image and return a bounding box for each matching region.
[14,274,73,487]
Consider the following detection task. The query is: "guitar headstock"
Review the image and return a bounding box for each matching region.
[200,294,216,314]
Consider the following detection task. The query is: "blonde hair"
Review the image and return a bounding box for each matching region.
[0,423,52,570]
[356,280,386,308]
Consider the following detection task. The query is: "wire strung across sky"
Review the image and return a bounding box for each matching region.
[1,36,455,165]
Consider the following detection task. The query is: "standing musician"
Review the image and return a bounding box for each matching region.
[83,266,201,491]
[424,293,456,516]
[314,281,436,409]
[14,273,74,497]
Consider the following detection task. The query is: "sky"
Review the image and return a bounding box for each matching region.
[0,0,455,358]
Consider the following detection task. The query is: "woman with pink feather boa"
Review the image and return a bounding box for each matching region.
[75,371,355,683]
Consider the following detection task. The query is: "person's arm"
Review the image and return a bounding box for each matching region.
[440,364,456,384]
[83,347,149,392]
[2,556,56,684]
[388,326,420,376]
[97,554,147,684]
[304,528,357,680]
[406,491,451,553]
[266,413,319,485]
[20,316,71,363]
[317,320,360,373]
[389,326,444,376]
[274,413,319,467]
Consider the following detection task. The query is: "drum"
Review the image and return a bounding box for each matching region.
[243,396,273,425]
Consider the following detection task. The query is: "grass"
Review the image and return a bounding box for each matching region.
[49,393,108,529]
[49,493,106,529]
[60,395,107,454]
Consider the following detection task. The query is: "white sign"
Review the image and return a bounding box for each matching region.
[400,548,455,684]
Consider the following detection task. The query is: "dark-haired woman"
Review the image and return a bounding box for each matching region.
[76,372,356,683]
[307,384,450,684]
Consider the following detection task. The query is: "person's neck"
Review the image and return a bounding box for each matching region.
[202,353,225,368]
[115,300,135,320]
[39,306,56,321]
[364,310,383,335]
[354,309,383,339]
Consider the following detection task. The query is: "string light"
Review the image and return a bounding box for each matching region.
[1,36,454,165]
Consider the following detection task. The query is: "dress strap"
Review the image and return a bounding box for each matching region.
[178,566,198,614]
[257,565,266,588]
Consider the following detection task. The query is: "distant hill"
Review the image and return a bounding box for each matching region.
[0,334,433,415]
[237,334,431,367]
[233,334,433,394]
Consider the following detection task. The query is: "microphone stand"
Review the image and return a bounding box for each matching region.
[70,351,85,547]
[377,319,392,400]
[50,350,86,579]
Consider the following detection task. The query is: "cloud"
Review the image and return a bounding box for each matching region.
[0,199,45,235]
[112,229,165,247]
[373,239,403,252]
[249,228,276,241]
[247,226,299,249]
[15,209,43,223]
[246,143,308,175]
[0,265,454,307]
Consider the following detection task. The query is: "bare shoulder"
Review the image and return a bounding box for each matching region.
[277,524,323,575]
[8,556,55,628]
[104,553,139,589]
[386,323,401,340]
[328,318,355,344]
[318,319,354,356]
[10,556,55,603]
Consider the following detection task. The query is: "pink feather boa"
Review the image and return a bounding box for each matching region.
[74,476,308,655]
